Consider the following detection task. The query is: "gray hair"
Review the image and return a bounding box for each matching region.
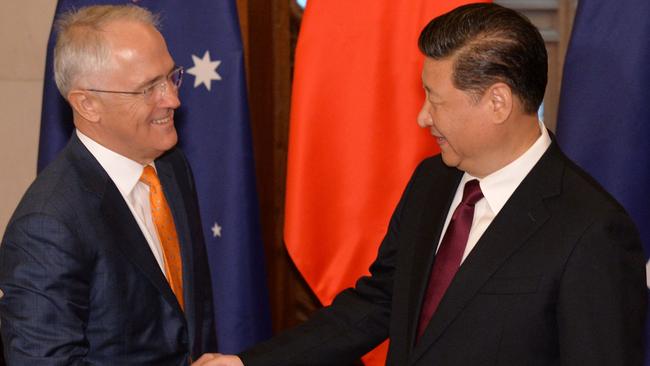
[53,4,160,98]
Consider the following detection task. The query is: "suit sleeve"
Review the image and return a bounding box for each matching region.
[239,160,429,366]
[0,214,90,366]
[557,211,647,365]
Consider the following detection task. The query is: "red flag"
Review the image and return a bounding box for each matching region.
[285,1,488,364]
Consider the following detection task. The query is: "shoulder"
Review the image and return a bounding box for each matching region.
[1,161,91,268]
[531,143,629,220]
[557,151,630,220]
[541,147,641,252]
[11,159,82,224]
[7,138,107,234]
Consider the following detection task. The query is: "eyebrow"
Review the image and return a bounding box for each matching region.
[423,85,440,98]
[135,65,176,90]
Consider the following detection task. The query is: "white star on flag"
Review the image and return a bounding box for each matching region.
[211,222,222,238]
[187,50,222,91]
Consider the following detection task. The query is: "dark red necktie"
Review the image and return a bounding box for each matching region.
[416,179,483,342]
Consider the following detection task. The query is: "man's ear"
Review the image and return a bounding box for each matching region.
[68,90,101,123]
[486,82,513,124]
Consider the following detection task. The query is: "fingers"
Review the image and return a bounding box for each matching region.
[191,353,244,366]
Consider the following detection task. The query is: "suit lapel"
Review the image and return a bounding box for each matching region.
[156,156,196,336]
[410,144,564,363]
[100,185,182,315]
[67,135,184,316]
[405,163,462,350]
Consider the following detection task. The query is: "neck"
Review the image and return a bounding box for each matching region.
[469,114,541,178]
[504,114,542,162]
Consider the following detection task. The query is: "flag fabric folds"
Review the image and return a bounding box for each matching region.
[38,0,271,353]
[556,0,650,363]
[284,1,485,364]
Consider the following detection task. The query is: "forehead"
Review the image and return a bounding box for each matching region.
[104,20,158,42]
[102,20,173,82]
[422,57,453,79]
[422,57,456,93]
[103,20,170,60]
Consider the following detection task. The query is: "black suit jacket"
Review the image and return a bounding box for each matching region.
[0,135,217,365]
[241,142,646,365]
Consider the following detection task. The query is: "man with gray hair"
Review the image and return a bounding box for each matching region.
[0,5,221,365]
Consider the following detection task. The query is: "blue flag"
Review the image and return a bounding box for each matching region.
[39,0,271,353]
[556,0,650,362]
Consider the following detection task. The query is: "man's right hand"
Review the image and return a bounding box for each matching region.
[192,353,244,366]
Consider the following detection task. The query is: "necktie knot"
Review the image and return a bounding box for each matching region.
[140,165,161,189]
[461,179,483,207]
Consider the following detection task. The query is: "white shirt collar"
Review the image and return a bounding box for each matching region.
[76,129,152,197]
[463,120,552,215]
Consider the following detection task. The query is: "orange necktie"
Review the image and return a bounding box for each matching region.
[140,165,184,310]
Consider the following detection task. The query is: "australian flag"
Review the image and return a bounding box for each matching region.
[556,0,650,362]
[38,0,272,353]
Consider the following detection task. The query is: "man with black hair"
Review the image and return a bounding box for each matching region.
[214,3,646,365]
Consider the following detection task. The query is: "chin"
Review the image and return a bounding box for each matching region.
[440,153,460,169]
[152,138,178,158]
[162,130,178,148]
[161,140,178,153]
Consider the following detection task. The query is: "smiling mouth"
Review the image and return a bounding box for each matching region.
[152,116,172,125]
[432,133,446,145]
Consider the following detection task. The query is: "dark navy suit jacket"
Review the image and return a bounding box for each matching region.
[241,141,646,365]
[0,135,216,365]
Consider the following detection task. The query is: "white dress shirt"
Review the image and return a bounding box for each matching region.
[77,130,167,274]
[437,121,552,263]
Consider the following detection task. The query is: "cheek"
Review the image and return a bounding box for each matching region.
[109,103,149,131]
[114,98,143,117]
[442,118,472,149]
[133,107,156,129]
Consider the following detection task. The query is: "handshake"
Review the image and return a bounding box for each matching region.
[192,354,244,366]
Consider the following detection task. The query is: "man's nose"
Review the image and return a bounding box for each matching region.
[159,87,181,109]
[417,100,433,128]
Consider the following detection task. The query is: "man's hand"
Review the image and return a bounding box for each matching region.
[192,353,244,366]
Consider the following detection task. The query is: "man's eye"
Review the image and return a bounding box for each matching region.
[141,85,155,96]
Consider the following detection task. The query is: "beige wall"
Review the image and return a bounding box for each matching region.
[0,1,57,236]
